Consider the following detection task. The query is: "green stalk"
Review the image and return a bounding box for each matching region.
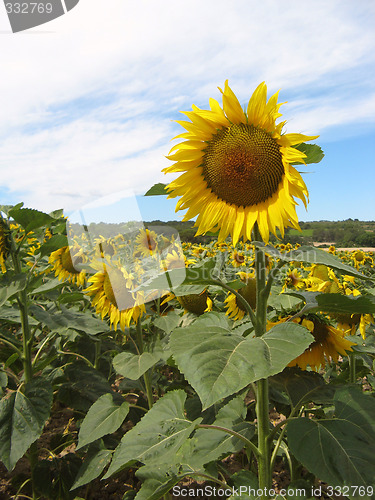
[94,338,102,370]
[136,318,154,409]
[349,351,356,384]
[9,228,33,383]
[253,225,272,499]
[8,223,38,499]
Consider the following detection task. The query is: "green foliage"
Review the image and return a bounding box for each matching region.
[292,143,324,164]
[113,345,163,380]
[1,200,375,499]
[0,273,27,307]
[71,445,112,490]
[144,183,168,196]
[77,393,130,450]
[169,312,313,409]
[0,378,53,470]
[184,396,255,467]
[104,390,200,478]
[288,387,375,497]
[8,207,54,233]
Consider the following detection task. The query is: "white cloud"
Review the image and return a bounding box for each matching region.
[0,0,374,214]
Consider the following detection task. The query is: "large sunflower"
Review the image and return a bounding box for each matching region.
[84,260,145,331]
[164,81,318,244]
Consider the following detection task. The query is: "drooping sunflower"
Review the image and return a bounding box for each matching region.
[177,290,213,315]
[49,245,86,286]
[269,315,355,371]
[84,260,145,330]
[164,81,318,244]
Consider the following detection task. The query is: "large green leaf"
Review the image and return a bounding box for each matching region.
[169,318,313,409]
[0,273,27,307]
[292,143,324,164]
[334,386,375,440]
[104,390,199,478]
[144,183,168,196]
[113,347,163,381]
[134,464,182,500]
[288,387,375,497]
[29,304,109,334]
[77,393,129,450]
[0,378,53,470]
[184,396,255,468]
[57,362,113,412]
[153,312,182,335]
[270,368,331,408]
[8,207,53,233]
[288,418,375,496]
[39,234,68,257]
[227,470,259,500]
[71,444,112,490]
[30,277,63,295]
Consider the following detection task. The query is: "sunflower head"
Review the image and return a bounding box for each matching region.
[177,290,212,315]
[231,250,246,267]
[85,261,145,330]
[164,81,318,244]
[49,245,86,286]
[284,314,355,371]
[135,228,158,258]
[283,268,303,290]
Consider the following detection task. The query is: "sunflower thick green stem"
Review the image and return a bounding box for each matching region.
[349,351,356,384]
[253,225,272,499]
[136,318,154,409]
[9,229,33,384]
[9,223,38,499]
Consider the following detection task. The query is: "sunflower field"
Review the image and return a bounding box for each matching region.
[1,83,375,500]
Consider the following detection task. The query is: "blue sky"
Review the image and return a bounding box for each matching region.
[0,0,374,224]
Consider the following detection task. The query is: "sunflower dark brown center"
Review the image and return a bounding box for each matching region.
[237,279,257,311]
[311,321,330,345]
[202,123,284,206]
[178,291,208,315]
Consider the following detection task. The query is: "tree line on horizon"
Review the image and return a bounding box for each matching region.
[68,218,375,248]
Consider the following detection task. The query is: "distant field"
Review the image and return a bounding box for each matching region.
[288,228,313,237]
